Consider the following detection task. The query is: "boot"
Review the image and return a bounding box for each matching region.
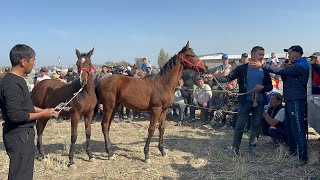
[249,146,259,157]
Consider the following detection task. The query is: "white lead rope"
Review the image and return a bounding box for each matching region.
[54,86,84,113]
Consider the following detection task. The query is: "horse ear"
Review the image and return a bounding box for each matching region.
[185,41,190,49]
[87,48,94,58]
[76,49,81,59]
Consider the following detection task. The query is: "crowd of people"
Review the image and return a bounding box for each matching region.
[1,43,320,179]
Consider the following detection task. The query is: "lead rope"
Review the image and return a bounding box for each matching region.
[55,86,84,113]
[212,75,261,107]
[252,90,259,107]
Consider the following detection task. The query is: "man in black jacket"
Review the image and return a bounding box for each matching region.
[215,46,273,157]
[0,44,59,180]
[250,45,309,166]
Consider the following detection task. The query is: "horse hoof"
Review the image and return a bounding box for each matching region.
[108,154,116,160]
[162,153,167,157]
[145,159,151,164]
[69,164,77,169]
[89,158,96,163]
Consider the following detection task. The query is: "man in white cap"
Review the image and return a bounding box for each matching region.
[310,52,320,94]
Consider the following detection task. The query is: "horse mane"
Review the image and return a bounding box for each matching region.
[158,55,179,77]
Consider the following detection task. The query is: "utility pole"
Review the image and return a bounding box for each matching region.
[58,56,61,69]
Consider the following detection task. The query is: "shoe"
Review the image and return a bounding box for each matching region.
[285,150,297,158]
[219,124,230,130]
[228,147,239,157]
[175,121,182,126]
[297,159,308,166]
[248,146,259,157]
[126,118,133,123]
[202,124,214,130]
[187,118,196,123]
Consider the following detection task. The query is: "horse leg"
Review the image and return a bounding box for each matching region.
[68,112,80,168]
[84,111,95,162]
[36,118,49,160]
[158,109,168,156]
[144,108,161,163]
[102,105,118,159]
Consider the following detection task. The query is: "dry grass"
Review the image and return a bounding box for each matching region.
[0,117,320,180]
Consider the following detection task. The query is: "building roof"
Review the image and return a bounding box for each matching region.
[199,52,313,60]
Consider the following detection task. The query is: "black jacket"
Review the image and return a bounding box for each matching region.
[215,64,273,104]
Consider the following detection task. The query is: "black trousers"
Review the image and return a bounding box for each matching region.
[3,128,35,180]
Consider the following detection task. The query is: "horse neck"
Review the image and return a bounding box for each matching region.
[157,55,184,91]
[82,75,95,94]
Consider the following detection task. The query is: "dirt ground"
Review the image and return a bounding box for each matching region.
[0,116,320,180]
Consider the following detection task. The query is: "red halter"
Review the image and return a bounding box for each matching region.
[177,54,203,75]
[79,64,97,78]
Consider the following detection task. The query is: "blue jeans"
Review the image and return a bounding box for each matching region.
[285,99,307,161]
[232,100,264,148]
[174,103,186,121]
[190,102,209,122]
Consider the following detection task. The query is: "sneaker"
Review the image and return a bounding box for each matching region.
[175,121,182,126]
[202,124,214,130]
[248,146,259,157]
[126,118,133,123]
[228,147,239,157]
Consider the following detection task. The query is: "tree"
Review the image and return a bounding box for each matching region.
[157,49,169,67]
[134,57,144,69]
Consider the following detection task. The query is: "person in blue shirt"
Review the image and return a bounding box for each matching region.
[214,46,273,157]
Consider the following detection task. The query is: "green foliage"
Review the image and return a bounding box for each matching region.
[158,49,169,67]
[103,60,131,68]
[134,57,144,69]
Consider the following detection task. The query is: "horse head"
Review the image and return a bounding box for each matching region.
[177,41,208,73]
[76,48,96,86]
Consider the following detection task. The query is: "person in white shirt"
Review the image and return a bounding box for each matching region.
[36,67,51,84]
[267,52,279,66]
[188,77,212,123]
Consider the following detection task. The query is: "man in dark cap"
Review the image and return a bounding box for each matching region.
[250,45,309,166]
[240,53,249,64]
[64,68,78,83]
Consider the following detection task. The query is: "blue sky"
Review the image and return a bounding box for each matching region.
[1,0,319,67]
